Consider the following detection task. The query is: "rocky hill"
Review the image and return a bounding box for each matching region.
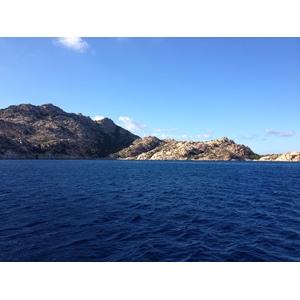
[0,103,139,159]
[1,103,299,161]
[110,136,258,161]
[259,152,300,162]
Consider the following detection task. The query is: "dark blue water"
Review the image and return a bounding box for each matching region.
[0,160,299,261]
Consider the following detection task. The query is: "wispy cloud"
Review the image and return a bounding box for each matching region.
[152,128,177,134]
[119,116,146,133]
[196,130,213,140]
[265,129,295,137]
[237,134,259,140]
[151,128,178,139]
[93,116,105,121]
[196,133,211,139]
[54,37,89,53]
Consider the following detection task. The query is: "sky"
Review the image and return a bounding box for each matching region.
[0,37,299,155]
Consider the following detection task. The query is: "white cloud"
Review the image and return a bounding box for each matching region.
[151,128,178,139]
[152,129,162,133]
[196,134,211,139]
[196,130,212,139]
[182,134,188,139]
[238,134,259,140]
[152,128,177,134]
[54,37,89,52]
[93,116,105,121]
[118,116,146,132]
[265,129,295,137]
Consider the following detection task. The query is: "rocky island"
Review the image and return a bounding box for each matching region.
[0,103,299,161]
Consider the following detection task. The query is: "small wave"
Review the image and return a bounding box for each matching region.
[67,238,96,247]
[224,250,265,262]
[130,215,143,223]
[1,160,300,261]
[26,220,47,228]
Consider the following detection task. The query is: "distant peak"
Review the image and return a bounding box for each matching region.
[95,117,117,134]
[12,103,36,110]
[6,103,65,114]
[95,117,115,125]
[39,103,64,113]
[219,137,235,144]
[40,103,56,109]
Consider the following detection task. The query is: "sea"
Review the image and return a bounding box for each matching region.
[0,160,299,262]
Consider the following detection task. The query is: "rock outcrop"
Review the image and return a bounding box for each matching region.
[0,103,139,159]
[110,136,258,161]
[109,136,162,159]
[259,152,300,162]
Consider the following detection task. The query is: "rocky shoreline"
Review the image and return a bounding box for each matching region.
[1,103,299,161]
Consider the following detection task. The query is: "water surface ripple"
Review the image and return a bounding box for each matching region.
[0,160,299,261]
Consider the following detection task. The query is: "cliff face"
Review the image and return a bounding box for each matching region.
[110,136,257,161]
[0,103,139,159]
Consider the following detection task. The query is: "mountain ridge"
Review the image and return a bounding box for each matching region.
[0,103,139,159]
[0,103,299,161]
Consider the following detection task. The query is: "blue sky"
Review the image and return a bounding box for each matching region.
[0,37,299,154]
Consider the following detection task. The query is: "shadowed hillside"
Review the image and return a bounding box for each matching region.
[0,103,139,159]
